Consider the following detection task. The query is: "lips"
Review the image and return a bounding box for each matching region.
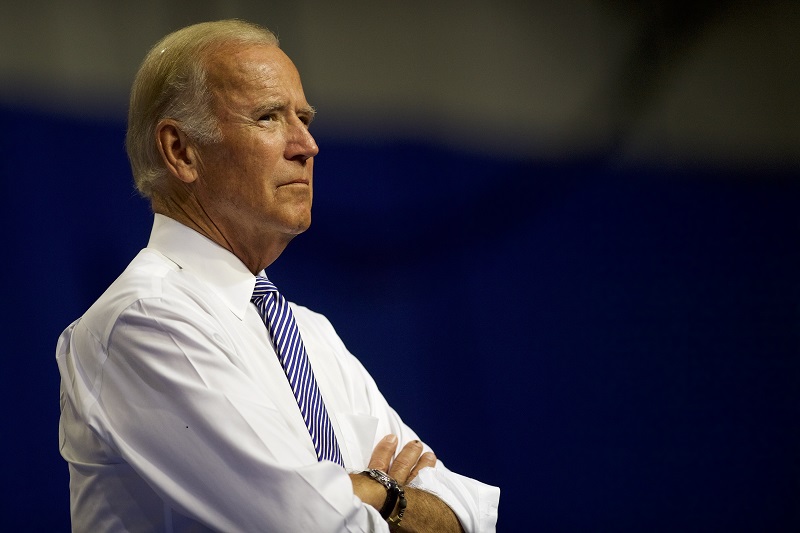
[279,178,309,187]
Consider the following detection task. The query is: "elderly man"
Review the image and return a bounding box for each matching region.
[56,19,499,532]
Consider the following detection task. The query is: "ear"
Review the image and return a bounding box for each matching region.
[156,119,199,184]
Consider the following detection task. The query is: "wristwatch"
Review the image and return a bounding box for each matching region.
[359,469,400,519]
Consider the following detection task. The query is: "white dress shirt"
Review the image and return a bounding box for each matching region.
[57,214,499,532]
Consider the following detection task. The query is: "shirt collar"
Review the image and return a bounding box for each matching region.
[146,214,257,321]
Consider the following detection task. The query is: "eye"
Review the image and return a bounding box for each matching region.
[299,114,314,127]
[258,113,276,122]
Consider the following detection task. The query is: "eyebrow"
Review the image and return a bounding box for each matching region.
[298,104,317,124]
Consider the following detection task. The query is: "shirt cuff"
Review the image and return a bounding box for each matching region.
[407,463,500,533]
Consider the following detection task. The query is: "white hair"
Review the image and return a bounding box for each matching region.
[125,19,279,198]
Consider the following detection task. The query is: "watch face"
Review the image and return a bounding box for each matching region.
[365,469,389,487]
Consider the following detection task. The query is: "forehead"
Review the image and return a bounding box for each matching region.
[204,43,305,105]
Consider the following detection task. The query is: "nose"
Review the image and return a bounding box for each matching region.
[285,119,319,162]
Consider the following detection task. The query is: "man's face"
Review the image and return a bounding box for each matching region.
[192,43,318,258]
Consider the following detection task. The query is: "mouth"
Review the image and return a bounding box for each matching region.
[279,178,310,187]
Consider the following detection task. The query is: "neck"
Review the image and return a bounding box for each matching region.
[151,192,290,274]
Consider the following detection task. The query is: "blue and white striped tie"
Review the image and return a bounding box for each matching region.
[251,276,344,467]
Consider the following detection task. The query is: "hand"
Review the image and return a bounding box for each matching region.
[350,435,437,510]
[351,436,463,532]
[368,434,436,485]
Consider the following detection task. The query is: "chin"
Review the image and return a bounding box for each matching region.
[287,216,312,235]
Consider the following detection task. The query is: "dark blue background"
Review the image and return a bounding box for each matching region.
[2,104,798,531]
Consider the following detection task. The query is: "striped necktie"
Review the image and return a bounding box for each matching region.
[251,276,344,466]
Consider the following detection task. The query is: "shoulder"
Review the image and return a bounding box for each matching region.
[290,302,359,360]
[92,248,178,308]
[75,249,184,345]
[290,302,337,339]
[288,302,374,378]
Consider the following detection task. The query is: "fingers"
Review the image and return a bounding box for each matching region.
[368,435,438,485]
[388,439,425,485]
[407,451,437,483]
[367,434,399,472]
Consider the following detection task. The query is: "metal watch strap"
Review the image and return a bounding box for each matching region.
[359,469,400,519]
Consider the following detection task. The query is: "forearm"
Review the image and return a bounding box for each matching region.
[393,486,464,533]
[351,473,463,532]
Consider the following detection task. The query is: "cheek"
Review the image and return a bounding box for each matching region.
[220,148,273,191]
[200,135,285,203]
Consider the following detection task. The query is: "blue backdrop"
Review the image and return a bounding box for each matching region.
[2,103,798,531]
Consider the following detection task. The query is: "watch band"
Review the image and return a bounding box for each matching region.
[386,484,407,529]
[359,469,400,519]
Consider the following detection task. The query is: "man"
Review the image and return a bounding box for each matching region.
[56,19,499,532]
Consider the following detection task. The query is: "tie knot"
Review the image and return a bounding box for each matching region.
[252,276,278,301]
